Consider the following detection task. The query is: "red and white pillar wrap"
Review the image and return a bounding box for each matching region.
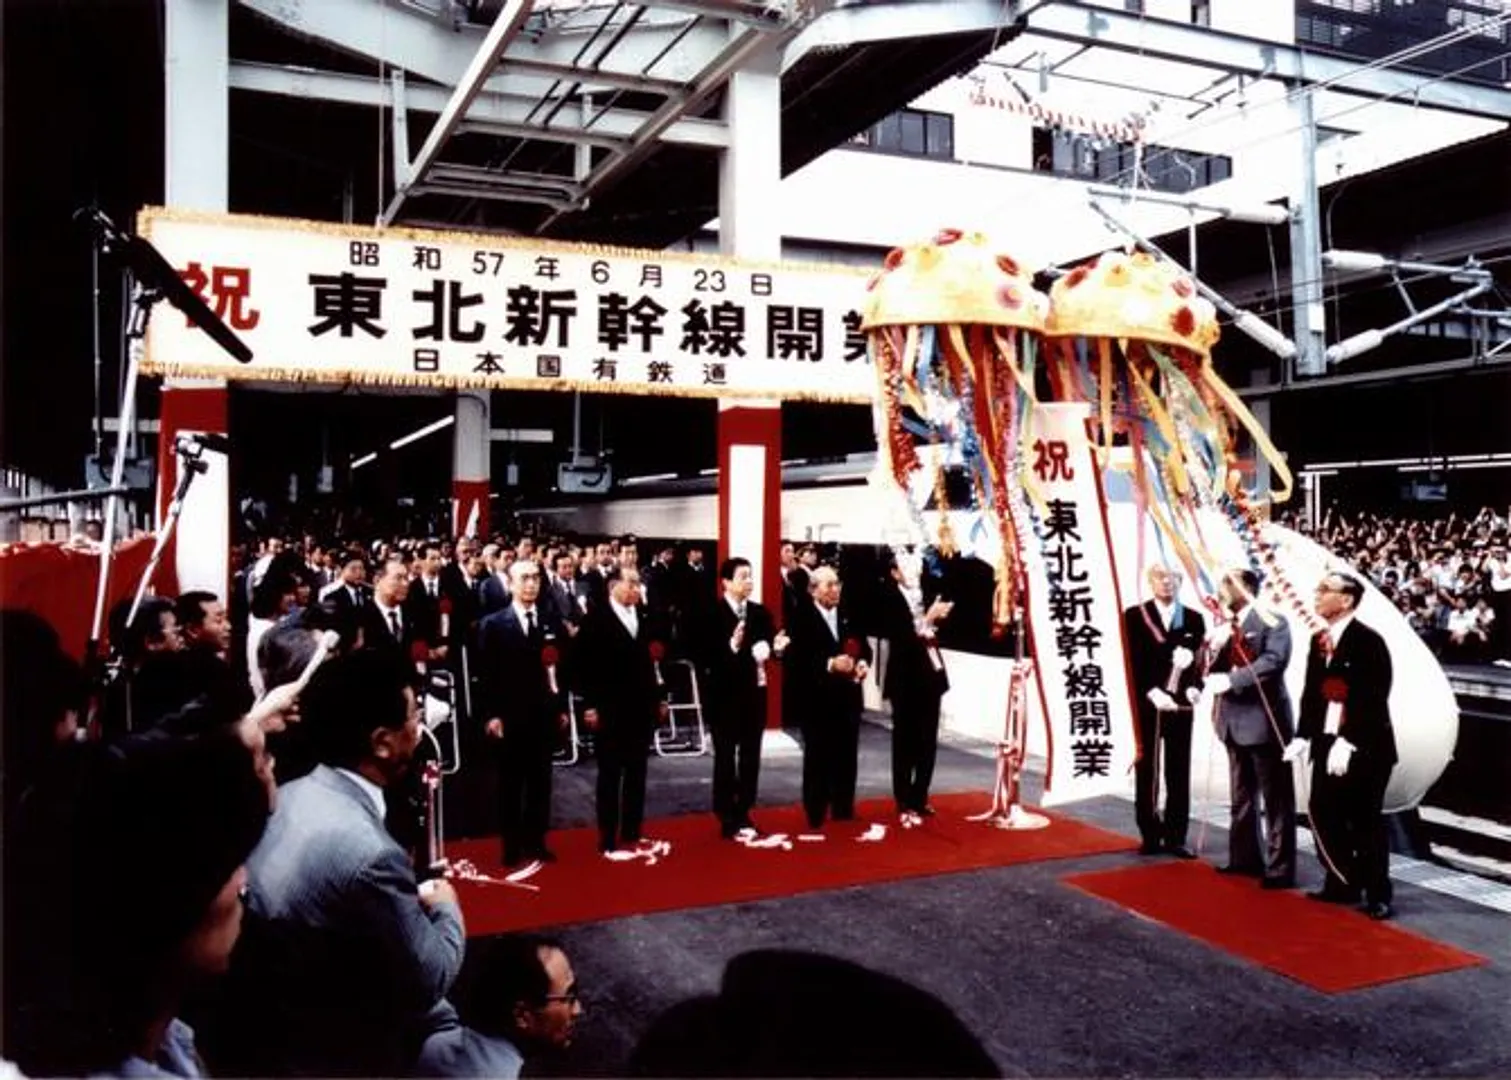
[717,401,783,728]
[452,389,491,539]
[159,0,230,599]
[717,43,784,728]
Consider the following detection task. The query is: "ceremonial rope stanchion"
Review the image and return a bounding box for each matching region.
[968,610,1050,830]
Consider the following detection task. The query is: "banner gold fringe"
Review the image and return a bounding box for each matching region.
[135,206,872,281]
[136,361,876,405]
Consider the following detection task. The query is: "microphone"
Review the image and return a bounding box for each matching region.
[183,432,233,454]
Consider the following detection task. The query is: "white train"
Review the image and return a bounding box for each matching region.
[524,456,1458,814]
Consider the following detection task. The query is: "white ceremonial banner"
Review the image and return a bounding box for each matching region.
[1020,403,1140,806]
[138,208,874,402]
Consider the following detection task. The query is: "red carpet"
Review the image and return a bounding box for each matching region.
[1065,860,1486,993]
[448,791,1133,935]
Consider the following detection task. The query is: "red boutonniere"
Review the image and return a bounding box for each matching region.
[409,640,430,665]
[648,640,666,663]
[438,595,453,616]
[1321,676,1348,704]
[541,643,560,668]
[843,637,862,659]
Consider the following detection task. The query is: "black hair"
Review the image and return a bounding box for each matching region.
[1335,573,1366,609]
[175,590,220,634]
[14,730,269,1075]
[720,557,750,582]
[459,935,565,1037]
[1231,567,1261,596]
[301,648,416,769]
[109,596,176,661]
[1,610,87,800]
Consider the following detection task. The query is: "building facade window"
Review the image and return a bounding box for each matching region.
[852,108,955,160]
[1031,128,1233,194]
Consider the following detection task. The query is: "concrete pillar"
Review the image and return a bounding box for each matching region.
[717,39,784,727]
[159,0,231,599]
[452,390,491,539]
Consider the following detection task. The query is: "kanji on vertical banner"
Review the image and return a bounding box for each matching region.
[1021,403,1139,805]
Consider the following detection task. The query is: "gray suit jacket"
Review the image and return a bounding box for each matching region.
[1213,608,1294,748]
[238,765,466,1076]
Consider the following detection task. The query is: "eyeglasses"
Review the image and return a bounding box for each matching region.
[543,990,581,1006]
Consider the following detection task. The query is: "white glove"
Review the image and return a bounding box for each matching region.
[1282,737,1309,764]
[1326,737,1355,777]
[1205,623,1233,652]
[1184,686,1202,706]
[1170,646,1195,672]
[1204,673,1232,697]
[751,641,771,663]
[1146,688,1178,712]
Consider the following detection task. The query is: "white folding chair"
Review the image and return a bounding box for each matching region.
[553,692,583,767]
[655,659,709,757]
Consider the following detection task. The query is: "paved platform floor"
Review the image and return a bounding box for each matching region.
[446,721,1511,1078]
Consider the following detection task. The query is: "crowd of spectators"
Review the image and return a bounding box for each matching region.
[1282,505,1511,664]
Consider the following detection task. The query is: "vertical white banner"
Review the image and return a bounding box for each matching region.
[1021,404,1139,806]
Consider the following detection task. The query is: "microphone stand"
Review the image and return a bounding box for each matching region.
[76,208,252,706]
[998,604,1049,830]
[120,436,217,646]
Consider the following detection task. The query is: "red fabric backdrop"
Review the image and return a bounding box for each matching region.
[0,537,169,659]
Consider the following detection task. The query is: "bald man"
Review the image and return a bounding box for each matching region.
[784,567,872,831]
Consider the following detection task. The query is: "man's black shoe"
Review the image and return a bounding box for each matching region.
[1138,839,1163,856]
[1260,876,1296,890]
[1164,844,1197,860]
[1215,864,1260,876]
[1366,901,1394,921]
[1307,887,1359,904]
[917,805,937,817]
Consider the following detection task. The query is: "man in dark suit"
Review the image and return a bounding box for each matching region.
[219,649,466,1077]
[784,566,871,831]
[1293,571,1397,919]
[1203,567,1296,887]
[876,557,952,822]
[574,567,668,854]
[406,541,451,665]
[697,557,783,838]
[477,560,569,866]
[357,556,421,663]
[544,550,585,635]
[479,544,512,616]
[1122,564,1207,857]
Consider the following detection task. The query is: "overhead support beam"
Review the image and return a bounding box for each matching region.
[784,0,1006,69]
[229,61,729,148]
[1017,0,1511,120]
[239,0,736,89]
[500,55,687,96]
[382,0,534,226]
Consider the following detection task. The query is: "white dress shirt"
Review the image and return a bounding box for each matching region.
[612,600,639,638]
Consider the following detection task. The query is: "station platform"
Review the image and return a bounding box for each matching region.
[437,720,1510,1077]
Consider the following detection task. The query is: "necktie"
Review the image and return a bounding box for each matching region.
[1317,629,1334,663]
[429,580,437,599]
[525,609,536,637]
[388,610,401,639]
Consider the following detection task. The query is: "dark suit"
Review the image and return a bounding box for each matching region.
[543,574,583,631]
[479,572,511,616]
[786,601,872,828]
[1298,617,1396,904]
[1122,600,1206,850]
[697,597,776,833]
[476,603,566,863]
[405,577,448,652]
[1208,607,1296,881]
[575,603,667,849]
[878,584,949,815]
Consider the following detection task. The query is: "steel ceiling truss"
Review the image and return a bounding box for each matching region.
[236,0,828,229]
